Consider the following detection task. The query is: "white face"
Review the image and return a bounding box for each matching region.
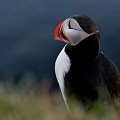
[60,18,98,45]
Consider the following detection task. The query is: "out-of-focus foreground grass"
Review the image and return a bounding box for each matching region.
[0,73,120,120]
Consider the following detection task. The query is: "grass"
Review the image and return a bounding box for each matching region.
[0,74,120,120]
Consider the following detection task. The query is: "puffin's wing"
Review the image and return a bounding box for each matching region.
[99,52,120,98]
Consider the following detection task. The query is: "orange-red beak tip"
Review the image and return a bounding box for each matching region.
[54,21,63,41]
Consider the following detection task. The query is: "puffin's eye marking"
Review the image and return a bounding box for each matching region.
[68,19,81,31]
[68,21,73,29]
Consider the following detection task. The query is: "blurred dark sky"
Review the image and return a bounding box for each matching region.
[0,0,120,85]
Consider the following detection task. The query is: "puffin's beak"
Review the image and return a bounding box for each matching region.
[54,21,64,42]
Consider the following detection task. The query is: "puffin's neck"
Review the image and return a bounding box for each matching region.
[65,35,100,65]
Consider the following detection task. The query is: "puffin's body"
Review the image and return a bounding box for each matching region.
[54,15,120,110]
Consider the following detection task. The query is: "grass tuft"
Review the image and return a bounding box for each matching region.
[0,75,120,120]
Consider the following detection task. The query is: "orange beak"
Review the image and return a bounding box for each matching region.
[54,21,64,42]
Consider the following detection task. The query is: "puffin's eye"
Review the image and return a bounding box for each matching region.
[68,21,73,29]
[68,18,83,31]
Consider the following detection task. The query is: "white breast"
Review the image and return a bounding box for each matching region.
[55,46,71,110]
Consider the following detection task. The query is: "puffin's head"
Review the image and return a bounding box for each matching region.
[54,15,100,45]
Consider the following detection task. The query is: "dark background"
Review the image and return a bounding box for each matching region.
[0,0,120,88]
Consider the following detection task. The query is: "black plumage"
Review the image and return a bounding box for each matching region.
[64,36,120,106]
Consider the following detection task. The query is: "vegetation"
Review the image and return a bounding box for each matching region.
[0,74,120,120]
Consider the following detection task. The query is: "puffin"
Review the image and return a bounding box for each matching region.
[54,15,120,110]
